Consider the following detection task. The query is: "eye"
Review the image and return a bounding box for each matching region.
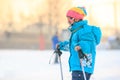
[69,17,74,20]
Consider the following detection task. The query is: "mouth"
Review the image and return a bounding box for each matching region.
[68,21,73,25]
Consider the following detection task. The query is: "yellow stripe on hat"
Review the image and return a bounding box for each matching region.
[70,7,86,16]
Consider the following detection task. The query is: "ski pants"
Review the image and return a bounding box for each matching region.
[72,71,91,80]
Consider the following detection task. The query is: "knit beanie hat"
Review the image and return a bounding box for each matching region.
[66,7,87,20]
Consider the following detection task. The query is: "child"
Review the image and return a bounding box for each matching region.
[57,7,102,80]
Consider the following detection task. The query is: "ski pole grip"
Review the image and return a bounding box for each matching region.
[77,49,89,62]
[54,45,62,57]
[56,45,60,50]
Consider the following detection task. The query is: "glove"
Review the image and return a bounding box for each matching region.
[54,45,62,57]
[78,49,84,59]
[78,49,88,61]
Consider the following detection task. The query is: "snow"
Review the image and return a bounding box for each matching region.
[0,49,120,80]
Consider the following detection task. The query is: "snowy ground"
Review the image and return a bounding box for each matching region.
[0,49,120,80]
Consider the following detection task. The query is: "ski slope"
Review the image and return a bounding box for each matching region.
[0,50,120,80]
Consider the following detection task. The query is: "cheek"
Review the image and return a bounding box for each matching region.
[68,21,72,25]
[68,19,72,23]
[68,20,71,23]
[67,18,75,25]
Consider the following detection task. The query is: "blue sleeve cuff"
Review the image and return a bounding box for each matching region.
[58,41,69,51]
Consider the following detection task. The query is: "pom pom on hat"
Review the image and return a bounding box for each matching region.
[66,7,87,20]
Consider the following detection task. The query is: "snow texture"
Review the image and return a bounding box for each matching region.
[0,49,120,80]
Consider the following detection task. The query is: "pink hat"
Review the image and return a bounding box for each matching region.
[66,7,87,20]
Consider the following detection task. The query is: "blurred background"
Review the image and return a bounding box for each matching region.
[0,0,120,50]
[0,0,120,80]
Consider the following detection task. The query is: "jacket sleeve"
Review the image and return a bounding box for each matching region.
[58,41,69,51]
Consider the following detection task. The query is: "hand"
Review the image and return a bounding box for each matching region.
[77,49,89,61]
[54,46,62,57]
[75,46,81,51]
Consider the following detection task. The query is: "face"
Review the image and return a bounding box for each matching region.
[67,17,75,25]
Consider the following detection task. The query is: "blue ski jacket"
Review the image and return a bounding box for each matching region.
[59,20,102,74]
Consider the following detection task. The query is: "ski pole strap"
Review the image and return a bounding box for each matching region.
[78,49,88,61]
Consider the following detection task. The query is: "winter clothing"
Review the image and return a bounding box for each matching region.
[59,20,102,74]
[66,7,87,20]
[72,71,91,80]
[52,35,59,50]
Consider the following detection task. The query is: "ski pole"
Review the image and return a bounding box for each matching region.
[78,49,87,80]
[80,59,87,80]
[57,53,64,80]
[54,46,63,80]
[49,52,55,64]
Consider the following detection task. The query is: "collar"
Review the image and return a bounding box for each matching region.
[68,20,88,32]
